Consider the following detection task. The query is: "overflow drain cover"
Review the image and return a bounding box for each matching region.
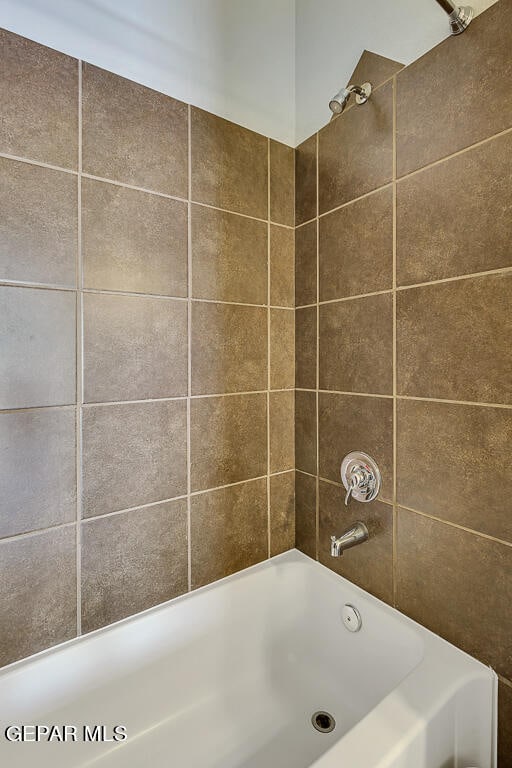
[311,711,336,733]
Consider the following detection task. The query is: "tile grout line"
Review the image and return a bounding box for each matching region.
[76,59,83,637]
[267,139,271,559]
[187,105,192,592]
[3,268,510,302]
[392,74,398,608]
[315,130,320,562]
[0,470,299,546]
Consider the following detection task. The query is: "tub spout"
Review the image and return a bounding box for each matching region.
[330,522,369,557]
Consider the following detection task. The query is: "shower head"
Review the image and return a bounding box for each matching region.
[329,82,372,116]
[434,0,473,34]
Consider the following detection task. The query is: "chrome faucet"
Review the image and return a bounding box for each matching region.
[330,522,369,558]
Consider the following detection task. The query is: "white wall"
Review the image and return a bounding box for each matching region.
[0,0,296,146]
[0,0,498,146]
[295,0,497,144]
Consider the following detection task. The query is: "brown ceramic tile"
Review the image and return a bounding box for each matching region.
[82,63,187,197]
[191,478,268,587]
[319,293,393,394]
[83,293,187,403]
[0,286,76,409]
[397,274,512,403]
[319,393,393,501]
[0,408,76,538]
[270,472,295,556]
[347,50,404,90]
[499,681,512,768]
[270,140,294,226]
[295,307,317,390]
[319,186,393,301]
[81,499,187,632]
[295,390,317,475]
[295,471,317,559]
[0,526,76,666]
[270,309,295,390]
[295,221,317,307]
[270,390,295,473]
[192,302,267,395]
[397,508,512,679]
[192,205,267,304]
[295,135,317,225]
[397,132,512,286]
[319,81,393,214]
[319,481,393,603]
[397,1,512,177]
[397,399,512,542]
[82,178,188,296]
[0,30,78,168]
[0,158,77,286]
[82,400,187,518]
[191,107,267,218]
[190,393,267,492]
[270,225,294,308]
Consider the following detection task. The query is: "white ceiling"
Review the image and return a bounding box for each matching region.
[295,0,497,143]
[0,0,498,146]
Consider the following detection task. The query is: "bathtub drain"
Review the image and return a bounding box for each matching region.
[311,711,335,733]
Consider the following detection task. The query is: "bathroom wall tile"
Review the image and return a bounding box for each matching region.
[270,472,295,556]
[319,482,393,604]
[191,107,267,218]
[397,274,512,403]
[270,390,295,474]
[397,399,512,542]
[396,1,512,177]
[192,303,267,395]
[83,293,187,403]
[0,286,76,409]
[81,499,187,632]
[347,50,404,90]
[319,293,393,394]
[82,178,188,296]
[0,30,78,168]
[319,81,393,213]
[270,309,295,390]
[498,681,512,768]
[295,471,316,559]
[0,158,77,286]
[295,221,317,307]
[295,135,317,225]
[82,400,187,518]
[319,186,393,301]
[397,131,512,286]
[192,205,267,304]
[295,390,317,475]
[190,394,267,492]
[396,508,512,679]
[270,140,295,226]
[0,526,76,666]
[295,307,317,390]
[270,225,294,308]
[191,478,268,588]
[82,63,187,197]
[319,393,393,502]
[0,408,76,539]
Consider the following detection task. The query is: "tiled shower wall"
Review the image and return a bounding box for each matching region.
[0,28,295,666]
[294,1,512,763]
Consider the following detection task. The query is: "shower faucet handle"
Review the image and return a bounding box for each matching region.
[341,452,381,505]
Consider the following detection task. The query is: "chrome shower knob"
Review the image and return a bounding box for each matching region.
[340,452,381,505]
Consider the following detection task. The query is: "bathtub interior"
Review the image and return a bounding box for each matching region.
[0,551,425,768]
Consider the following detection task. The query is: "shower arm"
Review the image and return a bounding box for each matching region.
[434,0,474,34]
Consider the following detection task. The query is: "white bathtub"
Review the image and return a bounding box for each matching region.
[0,549,496,768]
